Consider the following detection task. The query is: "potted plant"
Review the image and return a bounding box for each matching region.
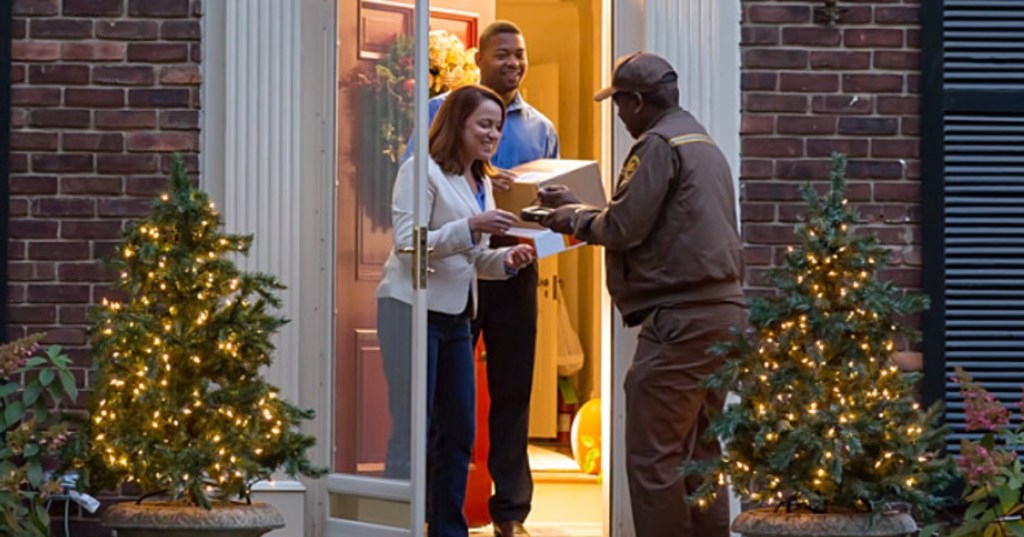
[0,334,78,536]
[686,153,956,536]
[82,155,325,536]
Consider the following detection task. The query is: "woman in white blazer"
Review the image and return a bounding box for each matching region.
[376,85,534,537]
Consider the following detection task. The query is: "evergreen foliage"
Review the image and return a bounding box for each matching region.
[687,153,955,516]
[86,155,325,508]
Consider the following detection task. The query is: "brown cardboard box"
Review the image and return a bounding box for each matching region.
[494,159,606,229]
[506,226,586,259]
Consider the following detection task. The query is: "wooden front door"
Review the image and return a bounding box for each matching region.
[334,0,492,474]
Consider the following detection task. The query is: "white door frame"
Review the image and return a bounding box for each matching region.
[608,1,741,536]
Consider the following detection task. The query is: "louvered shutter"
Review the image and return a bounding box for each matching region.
[921,0,1024,455]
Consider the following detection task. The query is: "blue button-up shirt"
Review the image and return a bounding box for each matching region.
[402,91,560,167]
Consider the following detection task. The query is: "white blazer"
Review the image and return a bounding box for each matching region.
[376,157,510,315]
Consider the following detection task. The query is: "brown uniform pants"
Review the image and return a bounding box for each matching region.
[624,302,745,537]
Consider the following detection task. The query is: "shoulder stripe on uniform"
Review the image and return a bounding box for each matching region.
[669,134,715,147]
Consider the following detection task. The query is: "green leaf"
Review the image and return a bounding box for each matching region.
[0,381,19,398]
[26,461,42,488]
[23,382,42,406]
[58,369,78,401]
[983,522,1002,537]
[918,523,943,537]
[999,485,1019,514]
[1006,522,1024,537]
[4,400,24,427]
[966,499,990,521]
[38,369,54,387]
[24,356,47,369]
[23,443,39,458]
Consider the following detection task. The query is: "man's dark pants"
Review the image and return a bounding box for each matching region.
[625,301,745,537]
[472,263,538,524]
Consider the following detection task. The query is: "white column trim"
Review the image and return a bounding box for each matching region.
[610,1,742,536]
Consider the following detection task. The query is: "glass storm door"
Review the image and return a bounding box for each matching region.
[327,0,432,535]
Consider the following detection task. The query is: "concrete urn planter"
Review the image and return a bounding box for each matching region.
[732,508,918,537]
[102,501,285,537]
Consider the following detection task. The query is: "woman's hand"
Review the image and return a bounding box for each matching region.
[469,209,518,235]
[491,168,518,191]
[504,244,535,271]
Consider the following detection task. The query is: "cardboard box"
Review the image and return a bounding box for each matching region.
[506,226,586,259]
[494,159,607,229]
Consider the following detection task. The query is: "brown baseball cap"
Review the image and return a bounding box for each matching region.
[594,51,678,102]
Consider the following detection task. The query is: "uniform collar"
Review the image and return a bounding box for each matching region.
[643,106,684,133]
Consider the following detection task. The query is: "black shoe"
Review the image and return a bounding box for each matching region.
[494,520,530,537]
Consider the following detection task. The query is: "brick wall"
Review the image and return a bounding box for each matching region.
[8,0,200,533]
[740,0,922,301]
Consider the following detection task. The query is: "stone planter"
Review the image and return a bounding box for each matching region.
[732,508,918,537]
[102,501,285,537]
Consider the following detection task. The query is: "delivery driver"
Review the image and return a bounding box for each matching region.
[537,51,745,537]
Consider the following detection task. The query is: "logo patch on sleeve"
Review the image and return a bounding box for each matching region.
[621,154,641,184]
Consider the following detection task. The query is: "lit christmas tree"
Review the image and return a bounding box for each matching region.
[687,153,954,516]
[86,155,324,508]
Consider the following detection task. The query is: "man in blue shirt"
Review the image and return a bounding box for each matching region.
[403,20,558,537]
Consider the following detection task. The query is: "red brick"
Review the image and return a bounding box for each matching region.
[806,139,869,158]
[743,138,803,158]
[9,199,30,217]
[742,72,777,91]
[838,117,900,136]
[746,93,807,113]
[59,306,90,324]
[774,160,832,181]
[28,64,90,84]
[41,328,88,346]
[127,43,189,62]
[874,51,918,71]
[61,176,124,194]
[62,220,125,240]
[59,263,117,281]
[744,246,774,265]
[812,94,873,115]
[782,27,841,47]
[63,0,125,16]
[159,110,199,130]
[128,0,190,17]
[93,65,156,86]
[8,241,27,261]
[779,73,839,93]
[902,117,920,136]
[128,89,190,107]
[875,7,918,25]
[745,224,801,243]
[127,132,199,152]
[11,65,26,84]
[29,109,91,129]
[747,5,810,24]
[906,74,921,93]
[742,27,778,46]
[14,0,59,15]
[161,20,201,40]
[161,153,198,173]
[741,115,774,135]
[29,241,90,261]
[740,203,775,222]
[871,139,919,159]
[63,133,124,152]
[9,176,59,195]
[10,153,29,173]
[833,6,872,25]
[11,87,61,106]
[27,285,92,304]
[96,154,160,174]
[907,29,921,49]
[62,42,126,61]
[842,74,904,93]
[12,41,61,61]
[8,305,58,324]
[9,220,59,239]
[12,19,26,39]
[740,160,774,180]
[847,161,906,180]
[11,132,59,151]
[65,88,125,108]
[159,65,201,85]
[876,96,919,115]
[809,51,870,70]
[844,28,904,48]
[190,42,201,63]
[127,177,173,196]
[744,49,807,69]
[96,20,159,40]
[777,116,836,135]
[31,154,94,173]
[30,19,93,39]
[95,110,157,129]
[93,242,121,260]
[98,198,155,217]
[34,199,96,217]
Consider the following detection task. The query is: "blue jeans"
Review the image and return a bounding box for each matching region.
[378,298,476,537]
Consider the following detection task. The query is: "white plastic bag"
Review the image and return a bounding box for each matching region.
[557,292,585,376]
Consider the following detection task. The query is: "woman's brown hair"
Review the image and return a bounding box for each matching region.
[428,84,506,178]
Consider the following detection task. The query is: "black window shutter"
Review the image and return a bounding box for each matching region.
[921,0,1024,455]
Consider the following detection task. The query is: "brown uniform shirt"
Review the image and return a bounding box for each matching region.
[573,107,744,325]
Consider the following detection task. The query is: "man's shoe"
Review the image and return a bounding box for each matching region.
[493,520,530,537]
